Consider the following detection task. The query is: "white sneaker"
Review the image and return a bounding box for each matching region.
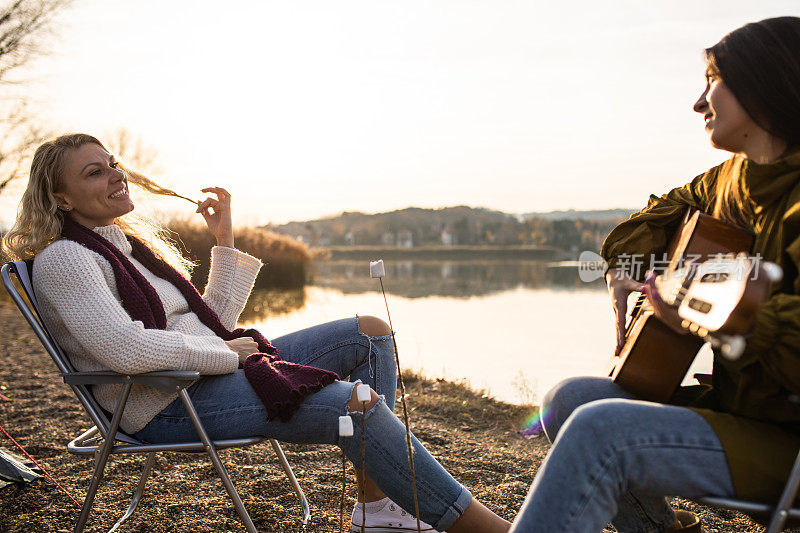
[350,498,436,532]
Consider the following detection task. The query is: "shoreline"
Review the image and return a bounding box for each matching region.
[323,245,562,261]
[0,300,771,532]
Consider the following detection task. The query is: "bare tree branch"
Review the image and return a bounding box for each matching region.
[0,0,71,83]
[0,98,54,194]
[105,127,162,174]
[0,0,72,196]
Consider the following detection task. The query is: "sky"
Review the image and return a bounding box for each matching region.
[2,0,799,228]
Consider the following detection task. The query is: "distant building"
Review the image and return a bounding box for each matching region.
[397,230,414,248]
[441,228,456,246]
[381,232,395,246]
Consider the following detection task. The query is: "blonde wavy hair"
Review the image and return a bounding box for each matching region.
[1,133,193,276]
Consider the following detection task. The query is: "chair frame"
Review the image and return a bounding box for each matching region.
[693,452,800,533]
[2,261,310,532]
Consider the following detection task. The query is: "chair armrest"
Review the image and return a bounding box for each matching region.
[62,370,201,393]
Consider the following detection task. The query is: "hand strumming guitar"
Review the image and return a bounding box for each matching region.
[642,271,686,335]
[606,268,646,356]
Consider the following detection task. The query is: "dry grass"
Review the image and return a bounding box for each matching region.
[166,219,313,289]
[0,300,776,532]
[0,223,313,290]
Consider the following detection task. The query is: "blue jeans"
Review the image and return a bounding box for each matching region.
[509,377,736,533]
[135,317,471,531]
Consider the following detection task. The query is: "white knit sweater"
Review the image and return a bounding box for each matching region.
[33,224,262,434]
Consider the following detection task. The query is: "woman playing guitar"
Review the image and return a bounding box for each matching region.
[509,17,800,533]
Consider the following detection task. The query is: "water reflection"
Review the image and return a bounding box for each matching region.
[239,287,307,322]
[240,286,624,405]
[239,260,712,405]
[242,259,604,321]
[311,260,602,298]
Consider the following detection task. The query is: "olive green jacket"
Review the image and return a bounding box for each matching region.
[600,150,800,501]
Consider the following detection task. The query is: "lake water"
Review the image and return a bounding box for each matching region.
[240,260,712,406]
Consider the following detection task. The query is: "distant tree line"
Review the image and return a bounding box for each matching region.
[269,206,633,256]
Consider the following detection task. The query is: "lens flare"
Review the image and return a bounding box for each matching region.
[518,406,549,438]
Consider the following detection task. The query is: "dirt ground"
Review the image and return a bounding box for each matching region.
[0,300,782,532]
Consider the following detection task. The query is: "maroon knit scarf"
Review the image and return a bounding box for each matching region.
[60,217,338,422]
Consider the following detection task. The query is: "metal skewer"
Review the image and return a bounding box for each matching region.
[338,416,354,533]
[370,260,421,533]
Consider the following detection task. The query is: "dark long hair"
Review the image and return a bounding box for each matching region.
[705,17,800,227]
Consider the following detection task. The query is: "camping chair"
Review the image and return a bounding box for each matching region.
[1,260,311,533]
[691,447,800,532]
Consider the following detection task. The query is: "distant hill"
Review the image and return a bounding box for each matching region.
[522,208,636,221]
[268,205,629,255]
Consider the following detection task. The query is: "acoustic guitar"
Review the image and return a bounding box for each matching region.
[605,209,755,402]
[659,252,780,350]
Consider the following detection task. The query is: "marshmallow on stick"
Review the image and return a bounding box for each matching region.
[370,260,385,278]
[337,415,353,533]
[356,383,372,403]
[356,383,371,532]
[368,258,422,533]
[338,415,354,437]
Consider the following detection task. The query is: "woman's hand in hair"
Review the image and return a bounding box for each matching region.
[197,187,234,248]
[606,268,646,356]
[225,337,260,364]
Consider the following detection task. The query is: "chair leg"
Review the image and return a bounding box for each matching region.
[73,447,111,533]
[270,439,311,526]
[74,385,133,533]
[766,443,800,533]
[179,389,258,533]
[107,452,156,533]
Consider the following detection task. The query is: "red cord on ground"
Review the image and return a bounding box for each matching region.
[0,422,82,508]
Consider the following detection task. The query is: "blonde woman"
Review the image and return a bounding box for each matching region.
[2,133,510,533]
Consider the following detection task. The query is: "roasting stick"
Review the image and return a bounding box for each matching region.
[369,260,421,533]
[338,416,354,533]
[356,384,372,533]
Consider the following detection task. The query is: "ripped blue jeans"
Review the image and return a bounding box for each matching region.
[135,317,472,531]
